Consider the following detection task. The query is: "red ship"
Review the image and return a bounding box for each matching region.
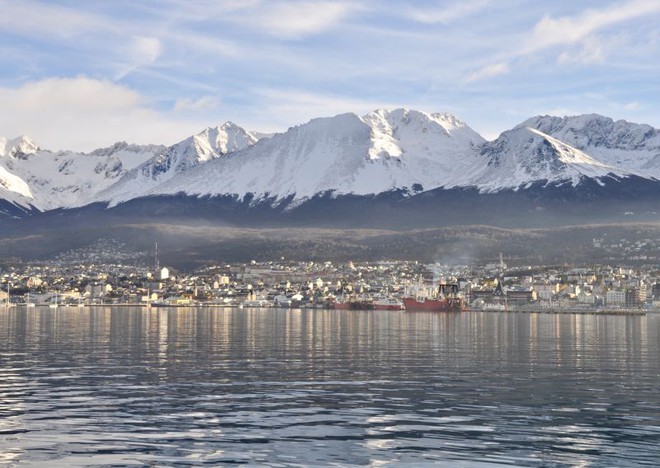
[402,296,465,312]
[403,283,466,312]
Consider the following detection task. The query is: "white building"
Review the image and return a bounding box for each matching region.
[606,290,626,306]
[533,283,559,301]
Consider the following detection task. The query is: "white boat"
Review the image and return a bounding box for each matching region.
[241,299,273,308]
[373,296,405,310]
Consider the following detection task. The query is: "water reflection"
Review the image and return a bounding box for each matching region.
[0,307,659,466]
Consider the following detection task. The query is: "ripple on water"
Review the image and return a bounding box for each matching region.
[1,307,660,466]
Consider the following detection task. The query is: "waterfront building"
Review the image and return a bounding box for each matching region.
[606,290,626,306]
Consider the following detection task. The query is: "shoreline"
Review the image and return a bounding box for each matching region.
[2,303,652,316]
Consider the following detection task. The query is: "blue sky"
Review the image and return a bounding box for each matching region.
[0,0,659,151]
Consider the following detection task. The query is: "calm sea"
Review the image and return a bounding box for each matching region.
[1,307,659,467]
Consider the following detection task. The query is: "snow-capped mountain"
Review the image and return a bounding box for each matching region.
[0,138,164,211]
[0,135,40,159]
[90,122,261,206]
[523,114,660,179]
[1,110,659,220]
[116,109,485,205]
[472,125,632,191]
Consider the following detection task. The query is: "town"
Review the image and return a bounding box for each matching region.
[1,254,659,312]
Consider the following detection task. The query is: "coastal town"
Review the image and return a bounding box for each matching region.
[1,253,659,313]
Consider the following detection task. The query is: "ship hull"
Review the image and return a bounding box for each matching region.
[373,304,405,311]
[402,297,465,312]
[333,301,375,310]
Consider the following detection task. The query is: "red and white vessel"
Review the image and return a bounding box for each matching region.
[402,283,466,312]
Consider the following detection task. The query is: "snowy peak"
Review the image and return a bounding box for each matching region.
[0,140,162,211]
[89,121,261,206]
[197,122,260,155]
[89,141,165,158]
[365,108,482,141]
[524,114,659,151]
[525,127,612,171]
[362,108,485,161]
[136,109,488,204]
[475,124,626,191]
[2,110,660,217]
[522,114,660,179]
[0,135,39,159]
[162,121,259,174]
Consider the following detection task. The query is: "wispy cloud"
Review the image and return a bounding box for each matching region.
[0,0,108,38]
[408,0,492,24]
[464,0,660,81]
[527,0,660,52]
[465,62,510,83]
[174,95,222,112]
[556,36,608,65]
[624,101,642,111]
[239,1,361,39]
[115,36,163,80]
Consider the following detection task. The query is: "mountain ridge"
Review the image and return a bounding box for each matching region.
[0,110,658,218]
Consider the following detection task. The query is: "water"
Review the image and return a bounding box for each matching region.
[1,307,660,467]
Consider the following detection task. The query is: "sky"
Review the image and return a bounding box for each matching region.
[0,0,659,151]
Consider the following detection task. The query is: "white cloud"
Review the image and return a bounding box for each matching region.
[0,77,212,151]
[0,78,404,153]
[115,36,163,80]
[408,0,491,24]
[465,0,660,82]
[557,36,606,65]
[134,37,162,64]
[464,62,510,83]
[529,0,660,52]
[0,0,108,38]
[248,1,359,39]
[174,95,221,112]
[159,0,262,19]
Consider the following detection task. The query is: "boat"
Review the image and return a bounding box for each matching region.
[402,296,465,312]
[332,294,375,310]
[241,299,273,308]
[333,300,375,310]
[403,283,466,312]
[373,296,405,310]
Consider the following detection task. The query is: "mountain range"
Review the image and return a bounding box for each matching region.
[1,109,659,228]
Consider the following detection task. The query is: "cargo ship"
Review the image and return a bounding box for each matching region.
[403,283,466,312]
